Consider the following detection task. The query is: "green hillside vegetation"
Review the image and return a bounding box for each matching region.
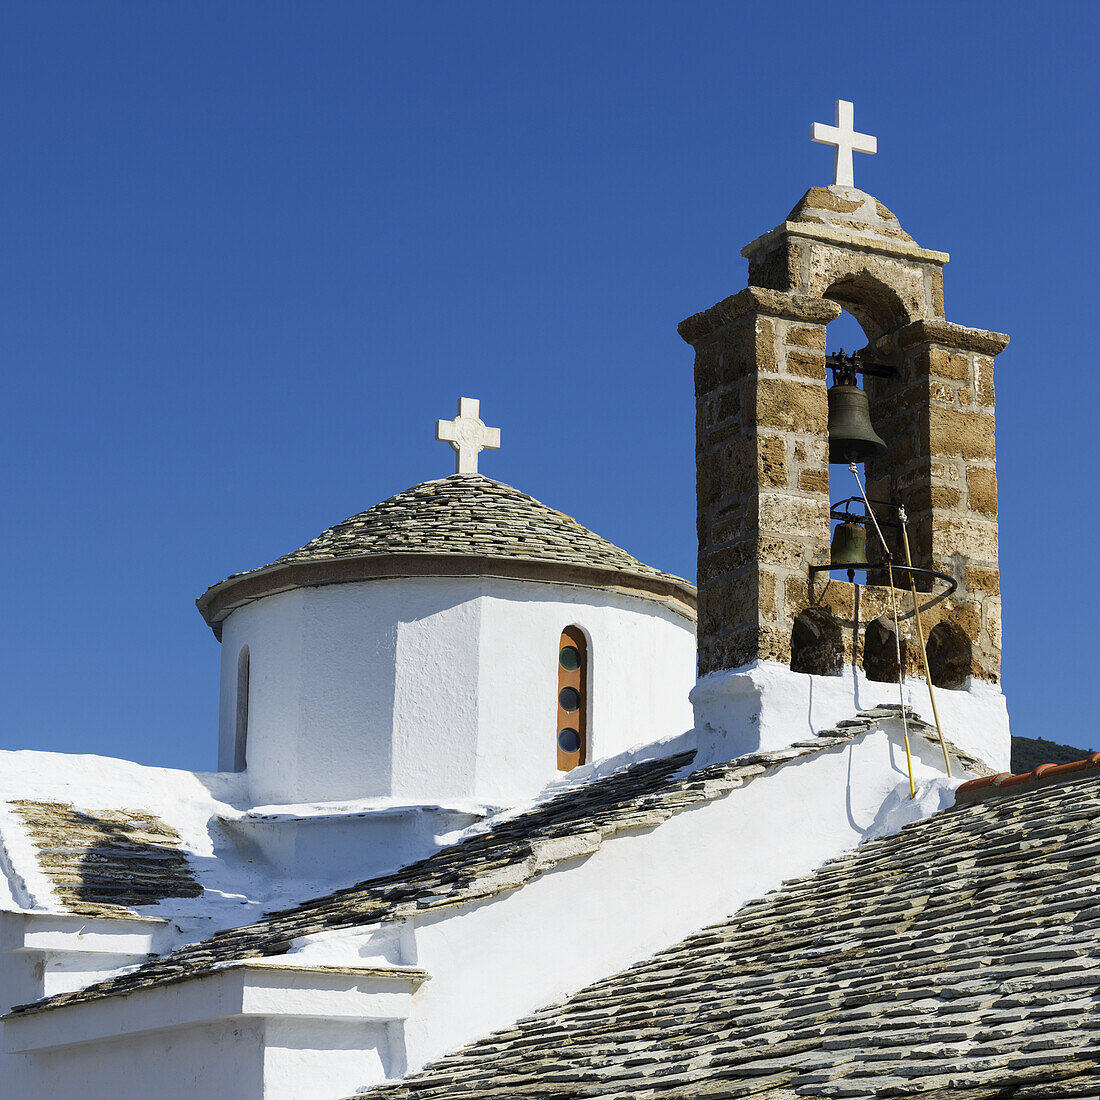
[1011,735,1092,774]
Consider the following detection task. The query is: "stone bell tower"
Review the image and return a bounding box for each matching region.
[680,108,1010,771]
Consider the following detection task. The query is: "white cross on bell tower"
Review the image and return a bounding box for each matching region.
[811,100,877,188]
[435,397,501,475]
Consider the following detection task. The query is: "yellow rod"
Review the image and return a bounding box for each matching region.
[886,559,917,799]
[899,519,951,778]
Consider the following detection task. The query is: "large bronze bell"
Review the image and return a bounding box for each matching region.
[830,521,869,568]
[827,381,887,465]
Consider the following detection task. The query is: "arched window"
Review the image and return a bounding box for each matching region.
[233,645,250,773]
[557,627,587,771]
[790,608,843,677]
[926,622,971,690]
[862,616,906,684]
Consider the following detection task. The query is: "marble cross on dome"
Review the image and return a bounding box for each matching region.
[435,397,501,475]
[812,100,877,188]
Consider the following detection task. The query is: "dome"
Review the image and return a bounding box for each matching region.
[197,474,696,636]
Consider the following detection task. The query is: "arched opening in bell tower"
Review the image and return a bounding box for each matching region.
[820,279,920,582]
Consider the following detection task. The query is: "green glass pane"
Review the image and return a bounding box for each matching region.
[559,646,581,671]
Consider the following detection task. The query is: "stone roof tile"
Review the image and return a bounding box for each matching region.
[240,474,681,581]
[356,771,1100,1098]
[8,800,202,918]
[196,474,695,631]
[5,706,970,1019]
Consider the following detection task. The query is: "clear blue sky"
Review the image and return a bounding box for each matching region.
[0,1,1095,769]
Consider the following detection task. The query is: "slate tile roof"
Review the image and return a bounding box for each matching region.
[356,769,1100,1099]
[6,705,973,1019]
[217,474,689,590]
[9,800,202,918]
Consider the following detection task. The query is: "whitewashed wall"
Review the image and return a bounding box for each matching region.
[218,577,697,806]
[4,722,976,1100]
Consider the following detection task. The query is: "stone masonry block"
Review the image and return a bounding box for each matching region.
[797,468,829,494]
[693,343,721,392]
[931,269,945,318]
[754,317,778,374]
[925,406,996,461]
[759,434,787,488]
[965,565,1000,595]
[787,324,826,351]
[923,347,970,381]
[715,386,742,423]
[967,466,998,516]
[756,376,827,434]
[932,515,999,563]
[974,356,995,408]
[758,536,811,571]
[698,540,755,584]
[697,457,722,508]
[785,349,826,381]
[757,625,790,665]
[759,493,830,543]
[720,577,759,625]
[722,436,756,496]
[908,485,961,512]
[759,570,777,619]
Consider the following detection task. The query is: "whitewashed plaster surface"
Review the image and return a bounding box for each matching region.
[2,722,976,1099]
[691,659,1010,772]
[217,576,697,806]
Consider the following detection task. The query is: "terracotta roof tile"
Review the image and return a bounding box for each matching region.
[956,752,1100,805]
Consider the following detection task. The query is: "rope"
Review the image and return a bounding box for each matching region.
[848,462,916,799]
[898,506,952,778]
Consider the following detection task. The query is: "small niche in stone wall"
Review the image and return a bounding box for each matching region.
[790,608,843,677]
[927,622,972,690]
[863,616,906,684]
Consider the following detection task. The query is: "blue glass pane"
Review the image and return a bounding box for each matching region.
[558,728,581,753]
[558,687,581,712]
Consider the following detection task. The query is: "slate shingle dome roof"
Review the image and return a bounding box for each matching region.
[197,474,696,634]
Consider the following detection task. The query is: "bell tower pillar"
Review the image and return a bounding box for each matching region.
[680,186,1010,771]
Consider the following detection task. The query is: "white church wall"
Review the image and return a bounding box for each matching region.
[691,659,1010,772]
[220,576,696,807]
[262,1018,392,1100]
[3,963,417,1100]
[221,805,485,891]
[1,1019,267,1100]
[472,581,697,804]
[389,584,482,803]
[393,725,970,1076]
[1,725,974,1098]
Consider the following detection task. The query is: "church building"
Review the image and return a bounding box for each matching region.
[0,103,1096,1098]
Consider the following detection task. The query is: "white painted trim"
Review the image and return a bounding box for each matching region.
[690,660,1010,772]
[4,962,427,1054]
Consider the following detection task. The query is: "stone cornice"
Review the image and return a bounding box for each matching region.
[740,220,950,266]
[197,553,698,638]
[885,318,1010,356]
[678,288,841,345]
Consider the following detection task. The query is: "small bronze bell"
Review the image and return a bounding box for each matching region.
[830,521,869,568]
[827,381,887,465]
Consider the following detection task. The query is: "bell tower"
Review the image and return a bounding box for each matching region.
[680,112,1010,772]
